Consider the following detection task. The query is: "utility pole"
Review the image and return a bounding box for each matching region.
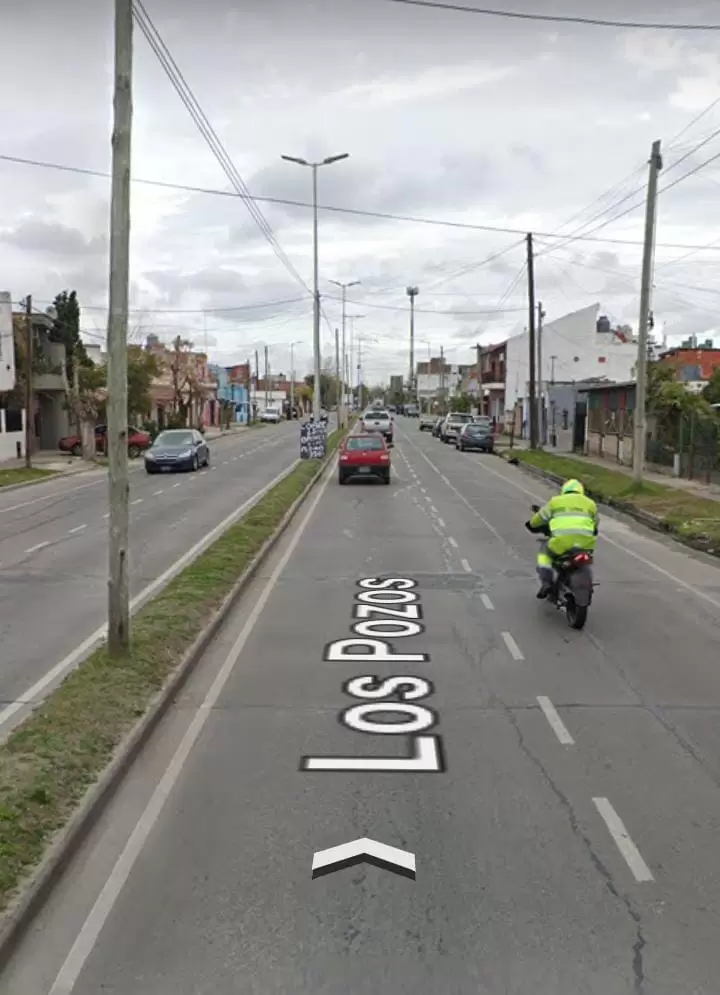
[264,344,269,410]
[537,301,546,445]
[475,341,483,416]
[329,279,360,427]
[107,0,133,655]
[406,286,418,403]
[335,327,341,431]
[23,295,33,468]
[254,348,259,421]
[357,336,365,411]
[440,345,445,415]
[246,356,252,423]
[632,139,663,484]
[526,232,538,449]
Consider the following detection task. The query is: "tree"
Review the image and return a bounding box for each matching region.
[66,362,107,459]
[127,345,160,421]
[702,367,720,407]
[450,392,471,413]
[50,290,90,384]
[167,337,201,426]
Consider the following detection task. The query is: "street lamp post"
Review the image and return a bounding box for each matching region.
[289,339,301,419]
[406,286,419,405]
[281,152,349,421]
[347,313,365,412]
[329,278,360,427]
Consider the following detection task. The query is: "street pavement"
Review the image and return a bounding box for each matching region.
[4,417,720,994]
[0,423,300,725]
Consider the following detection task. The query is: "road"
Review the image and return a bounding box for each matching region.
[0,423,299,728]
[4,418,720,994]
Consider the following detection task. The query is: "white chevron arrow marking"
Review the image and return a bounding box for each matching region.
[312,837,416,879]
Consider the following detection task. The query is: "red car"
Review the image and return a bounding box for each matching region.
[58,424,152,458]
[338,433,391,485]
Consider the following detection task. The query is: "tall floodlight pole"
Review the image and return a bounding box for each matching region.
[281,152,350,421]
[329,278,360,427]
[406,286,419,403]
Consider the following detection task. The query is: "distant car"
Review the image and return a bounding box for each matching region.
[338,433,391,485]
[144,428,210,473]
[473,415,492,429]
[441,412,474,444]
[405,404,419,417]
[456,422,494,453]
[58,424,151,458]
[360,408,393,444]
[419,413,436,432]
[260,406,282,423]
[431,417,444,438]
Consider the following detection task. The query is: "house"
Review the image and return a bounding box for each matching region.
[210,364,250,424]
[658,340,720,392]
[577,380,637,465]
[416,358,472,408]
[505,304,638,438]
[463,341,506,420]
[144,334,220,431]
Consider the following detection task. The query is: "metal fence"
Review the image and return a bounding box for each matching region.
[651,411,720,484]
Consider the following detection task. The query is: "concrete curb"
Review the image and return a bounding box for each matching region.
[0,447,338,968]
[501,453,719,558]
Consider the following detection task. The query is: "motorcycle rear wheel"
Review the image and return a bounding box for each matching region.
[565,597,588,630]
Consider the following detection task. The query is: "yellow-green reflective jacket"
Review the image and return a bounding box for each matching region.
[530,492,599,552]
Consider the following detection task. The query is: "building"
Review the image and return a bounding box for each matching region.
[210,365,250,424]
[463,342,507,420]
[577,380,637,464]
[416,357,472,408]
[504,303,638,438]
[144,334,219,431]
[658,340,720,391]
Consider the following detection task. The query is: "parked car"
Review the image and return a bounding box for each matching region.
[360,408,393,444]
[456,422,495,453]
[59,424,151,458]
[419,413,436,432]
[431,416,444,438]
[260,406,282,423]
[405,404,419,417]
[338,433,391,485]
[144,428,210,473]
[440,412,474,444]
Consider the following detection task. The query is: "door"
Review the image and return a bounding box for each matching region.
[573,402,586,452]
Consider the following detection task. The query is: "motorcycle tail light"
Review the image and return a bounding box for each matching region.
[573,552,591,564]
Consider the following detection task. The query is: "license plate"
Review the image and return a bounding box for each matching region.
[161,466,171,472]
[359,466,371,473]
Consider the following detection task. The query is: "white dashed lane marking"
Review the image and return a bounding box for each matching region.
[480,594,494,611]
[25,540,50,554]
[448,536,458,548]
[68,524,87,535]
[153,489,164,496]
[537,696,574,745]
[593,797,654,882]
[461,558,472,573]
[501,631,524,660]
[131,499,143,506]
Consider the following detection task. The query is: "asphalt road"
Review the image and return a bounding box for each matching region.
[4,417,720,994]
[0,423,299,723]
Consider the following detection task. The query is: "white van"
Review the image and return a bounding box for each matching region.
[260,406,282,423]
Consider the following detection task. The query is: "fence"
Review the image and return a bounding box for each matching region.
[650,411,720,484]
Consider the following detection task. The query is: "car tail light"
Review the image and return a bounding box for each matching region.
[572,552,592,564]
[380,453,389,461]
[339,454,349,461]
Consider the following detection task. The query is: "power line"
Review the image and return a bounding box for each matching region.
[377,0,720,30]
[5,150,720,252]
[331,295,525,315]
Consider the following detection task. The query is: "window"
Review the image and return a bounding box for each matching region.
[347,437,383,451]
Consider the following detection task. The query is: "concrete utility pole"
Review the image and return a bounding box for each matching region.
[440,345,446,414]
[329,278,360,427]
[348,313,365,411]
[107,0,133,655]
[23,295,33,468]
[406,286,418,403]
[475,341,483,416]
[335,327,341,431]
[254,349,259,421]
[632,139,663,484]
[526,232,538,449]
[280,153,349,422]
[537,301,546,445]
[264,344,269,410]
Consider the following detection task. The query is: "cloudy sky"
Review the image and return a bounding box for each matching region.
[3,0,720,385]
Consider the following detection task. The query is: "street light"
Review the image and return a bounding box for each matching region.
[347,313,365,412]
[329,278,360,427]
[356,331,379,412]
[416,338,434,412]
[406,286,419,403]
[288,339,302,419]
[281,152,350,420]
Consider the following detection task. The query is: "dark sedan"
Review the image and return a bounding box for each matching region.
[144,429,210,473]
[456,423,494,453]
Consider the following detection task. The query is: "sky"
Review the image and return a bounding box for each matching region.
[3,0,720,386]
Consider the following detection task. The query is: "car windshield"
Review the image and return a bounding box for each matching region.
[347,437,384,451]
[155,431,194,447]
[367,412,389,420]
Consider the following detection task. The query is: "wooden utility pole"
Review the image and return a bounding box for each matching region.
[632,139,663,484]
[23,295,33,468]
[107,0,133,655]
[537,301,546,445]
[475,341,483,416]
[526,232,538,449]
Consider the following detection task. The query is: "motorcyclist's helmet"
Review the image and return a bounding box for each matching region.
[561,478,585,495]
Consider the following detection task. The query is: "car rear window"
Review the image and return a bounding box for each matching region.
[366,411,389,420]
[466,424,490,434]
[347,437,384,451]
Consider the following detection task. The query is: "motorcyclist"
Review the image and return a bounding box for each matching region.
[525,479,599,599]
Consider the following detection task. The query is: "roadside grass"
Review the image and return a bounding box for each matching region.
[0,468,57,489]
[0,429,342,915]
[508,450,720,551]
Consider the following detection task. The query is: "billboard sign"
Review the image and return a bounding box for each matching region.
[0,292,15,393]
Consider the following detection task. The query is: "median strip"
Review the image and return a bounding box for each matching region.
[504,450,720,557]
[0,427,343,941]
[0,467,58,490]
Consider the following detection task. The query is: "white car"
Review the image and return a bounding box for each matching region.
[260,406,282,423]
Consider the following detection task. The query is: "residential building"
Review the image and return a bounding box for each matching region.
[505,303,638,439]
[658,340,720,391]
[84,343,105,366]
[578,380,637,465]
[463,341,507,420]
[416,357,472,408]
[144,334,219,430]
[210,365,250,424]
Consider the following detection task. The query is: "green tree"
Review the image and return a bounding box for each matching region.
[127,345,160,421]
[50,290,90,383]
[702,367,720,406]
[450,392,471,413]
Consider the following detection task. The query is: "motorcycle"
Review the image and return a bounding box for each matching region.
[527,504,595,631]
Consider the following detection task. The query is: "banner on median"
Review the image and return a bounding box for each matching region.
[300,420,327,460]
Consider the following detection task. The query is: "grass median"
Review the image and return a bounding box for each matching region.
[0,467,57,489]
[507,450,720,553]
[0,427,342,916]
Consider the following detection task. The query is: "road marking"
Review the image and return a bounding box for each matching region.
[222,460,228,465]
[419,486,427,493]
[211,466,218,471]
[424,496,432,503]
[537,696,574,745]
[172,482,181,488]
[68,524,87,535]
[440,474,450,485]
[25,540,50,554]
[0,461,301,735]
[480,593,494,610]
[501,631,524,660]
[47,457,333,995]
[103,512,109,519]
[448,536,458,548]
[461,558,472,572]
[153,489,164,496]
[131,499,143,506]
[593,798,654,882]
[0,477,105,515]
[435,514,444,525]
[312,838,416,880]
